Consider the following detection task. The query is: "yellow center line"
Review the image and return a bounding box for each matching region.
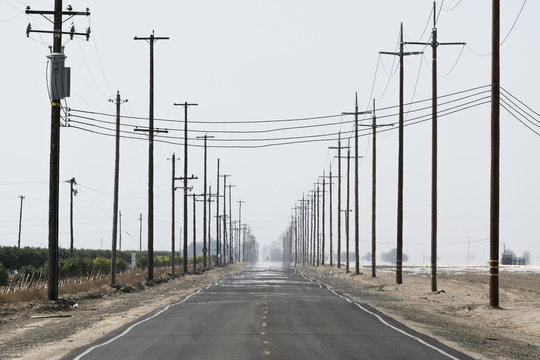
[262,322,267,327]
[264,350,271,355]
[263,340,269,344]
[261,331,265,335]
[263,316,268,319]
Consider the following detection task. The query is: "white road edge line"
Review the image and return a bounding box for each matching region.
[304,272,460,360]
[352,303,461,360]
[72,289,202,360]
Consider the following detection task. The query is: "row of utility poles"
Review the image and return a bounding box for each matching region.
[283,1,501,308]
[26,1,258,300]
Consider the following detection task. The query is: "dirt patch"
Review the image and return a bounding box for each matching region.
[301,265,540,360]
[0,264,245,360]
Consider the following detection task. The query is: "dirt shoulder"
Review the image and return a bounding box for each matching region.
[0,264,245,360]
[301,265,540,360]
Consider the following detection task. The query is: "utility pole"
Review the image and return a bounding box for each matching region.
[134,31,169,281]
[404,1,465,291]
[315,184,321,266]
[343,94,371,275]
[220,174,231,264]
[196,135,214,267]
[381,23,423,284]
[216,160,221,266]
[227,184,236,263]
[66,177,77,257]
[109,91,126,285]
[490,0,500,308]
[174,101,198,274]
[317,174,328,266]
[208,186,214,267]
[169,153,179,275]
[237,200,245,261]
[26,0,90,301]
[330,136,349,269]
[320,171,337,266]
[17,196,25,248]
[193,193,197,271]
[367,99,393,277]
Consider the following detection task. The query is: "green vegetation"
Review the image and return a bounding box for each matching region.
[0,246,191,281]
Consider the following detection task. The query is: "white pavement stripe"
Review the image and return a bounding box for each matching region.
[304,272,460,360]
[72,289,202,360]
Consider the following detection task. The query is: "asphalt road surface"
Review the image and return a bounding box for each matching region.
[69,263,471,360]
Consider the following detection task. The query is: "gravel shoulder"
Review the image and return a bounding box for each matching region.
[0,264,244,360]
[301,265,540,360]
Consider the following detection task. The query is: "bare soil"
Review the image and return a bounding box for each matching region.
[0,264,244,360]
[302,265,540,360]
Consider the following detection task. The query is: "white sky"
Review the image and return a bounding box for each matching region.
[1,0,538,266]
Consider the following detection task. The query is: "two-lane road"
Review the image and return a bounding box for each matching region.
[69,264,471,360]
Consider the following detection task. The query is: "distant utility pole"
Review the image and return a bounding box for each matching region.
[169,153,179,275]
[66,177,77,257]
[368,99,393,278]
[404,1,465,291]
[380,23,423,284]
[330,135,349,269]
[343,93,371,275]
[174,101,198,274]
[196,135,214,267]
[26,2,90,300]
[193,193,197,271]
[216,160,221,266]
[134,31,169,281]
[227,184,236,263]
[317,174,327,265]
[109,90,127,285]
[490,0,500,308]
[315,184,321,266]
[17,195,25,248]
[345,147,351,272]
[220,174,231,264]
[322,170,335,266]
[237,200,245,261]
[208,186,214,266]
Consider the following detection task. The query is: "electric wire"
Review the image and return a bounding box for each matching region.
[68,95,490,149]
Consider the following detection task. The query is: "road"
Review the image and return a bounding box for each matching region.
[69,263,471,360]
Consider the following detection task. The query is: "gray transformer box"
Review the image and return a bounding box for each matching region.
[47,52,71,99]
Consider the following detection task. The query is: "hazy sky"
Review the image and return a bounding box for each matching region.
[1,0,538,266]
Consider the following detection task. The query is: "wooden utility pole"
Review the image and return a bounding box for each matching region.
[26,0,90,301]
[216,160,221,266]
[66,177,77,257]
[490,0,500,308]
[193,193,197,271]
[381,23,423,284]
[196,135,214,267]
[109,91,126,285]
[170,153,177,275]
[404,1,465,290]
[174,101,198,274]
[134,31,169,281]
[237,200,245,261]
[208,186,214,266]
[330,136,349,268]
[227,184,236,263]
[17,196,25,248]
[220,174,231,264]
[343,95,371,275]
[346,148,351,273]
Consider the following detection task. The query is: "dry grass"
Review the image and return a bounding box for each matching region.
[0,266,189,305]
